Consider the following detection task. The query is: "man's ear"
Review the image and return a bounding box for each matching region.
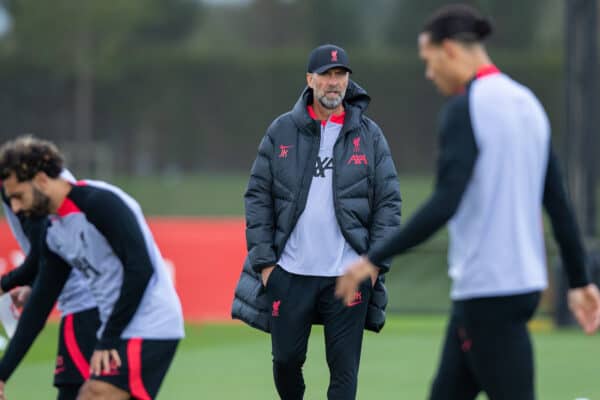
[32,171,49,189]
[441,39,458,59]
[306,73,314,89]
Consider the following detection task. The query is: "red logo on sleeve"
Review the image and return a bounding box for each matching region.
[279,145,293,158]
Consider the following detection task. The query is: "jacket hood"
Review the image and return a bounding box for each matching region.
[290,80,371,132]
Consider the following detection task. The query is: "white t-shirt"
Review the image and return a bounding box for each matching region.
[278,112,361,277]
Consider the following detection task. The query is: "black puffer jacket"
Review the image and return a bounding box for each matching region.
[232,80,401,333]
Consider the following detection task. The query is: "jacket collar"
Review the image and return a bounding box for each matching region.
[291,80,370,135]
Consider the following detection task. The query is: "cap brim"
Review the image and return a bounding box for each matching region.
[312,64,352,74]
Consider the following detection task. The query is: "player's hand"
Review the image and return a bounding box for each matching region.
[261,265,276,287]
[336,256,379,306]
[10,286,31,308]
[90,349,122,376]
[0,380,7,400]
[568,283,600,334]
[369,264,379,287]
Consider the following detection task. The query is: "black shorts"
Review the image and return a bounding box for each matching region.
[429,291,541,400]
[54,308,101,387]
[91,338,179,400]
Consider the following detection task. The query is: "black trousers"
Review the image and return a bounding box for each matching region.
[265,266,371,400]
[429,291,541,400]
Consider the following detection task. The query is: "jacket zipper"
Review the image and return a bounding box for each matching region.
[278,124,321,257]
[332,124,363,252]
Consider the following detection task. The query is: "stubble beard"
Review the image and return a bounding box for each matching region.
[29,186,51,217]
[317,89,345,110]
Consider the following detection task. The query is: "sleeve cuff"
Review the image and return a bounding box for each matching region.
[251,262,276,274]
[568,271,590,289]
[96,336,122,350]
[370,259,390,274]
[367,247,387,271]
[0,365,10,382]
[0,275,11,293]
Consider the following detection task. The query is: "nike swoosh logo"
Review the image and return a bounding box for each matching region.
[347,300,363,307]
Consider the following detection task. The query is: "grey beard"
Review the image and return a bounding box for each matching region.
[318,92,344,109]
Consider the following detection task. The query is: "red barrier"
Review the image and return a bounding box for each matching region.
[148,218,247,322]
[0,218,247,322]
[0,224,26,275]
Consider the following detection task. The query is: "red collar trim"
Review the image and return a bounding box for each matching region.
[476,64,500,79]
[329,113,345,125]
[56,197,81,217]
[307,105,345,127]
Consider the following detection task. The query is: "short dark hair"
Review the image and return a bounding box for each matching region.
[423,4,493,44]
[0,135,64,181]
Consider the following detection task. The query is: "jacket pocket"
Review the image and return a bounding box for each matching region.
[265,264,281,292]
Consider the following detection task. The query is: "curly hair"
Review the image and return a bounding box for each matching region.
[0,135,64,181]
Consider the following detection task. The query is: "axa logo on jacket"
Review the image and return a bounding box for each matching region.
[348,135,368,165]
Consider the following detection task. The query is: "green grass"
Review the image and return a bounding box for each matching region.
[3,316,600,399]
[111,173,250,216]
[110,173,442,218]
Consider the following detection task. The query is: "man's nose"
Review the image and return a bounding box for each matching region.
[10,199,21,214]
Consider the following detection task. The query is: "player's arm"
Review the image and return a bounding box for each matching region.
[0,251,38,294]
[0,217,47,294]
[0,247,70,382]
[1,189,30,254]
[542,149,589,287]
[543,149,600,333]
[367,97,478,265]
[367,125,402,274]
[82,190,154,350]
[245,131,277,275]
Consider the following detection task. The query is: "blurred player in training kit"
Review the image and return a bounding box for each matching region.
[337,4,600,400]
[0,136,184,400]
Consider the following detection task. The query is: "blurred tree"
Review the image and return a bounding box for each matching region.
[385,0,548,49]
[479,0,548,48]
[0,0,199,173]
[0,0,575,177]
[384,0,463,48]
[232,0,369,49]
[241,0,307,48]
[302,0,364,47]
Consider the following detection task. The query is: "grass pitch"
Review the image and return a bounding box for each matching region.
[3,174,598,398]
[3,315,599,399]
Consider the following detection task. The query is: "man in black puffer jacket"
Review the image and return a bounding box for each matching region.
[232,44,401,399]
